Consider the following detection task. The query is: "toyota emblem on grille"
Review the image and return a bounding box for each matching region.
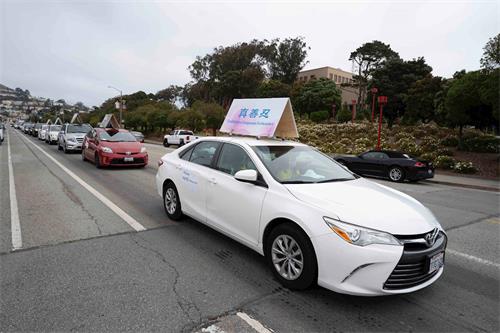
[425,228,439,246]
[126,152,131,155]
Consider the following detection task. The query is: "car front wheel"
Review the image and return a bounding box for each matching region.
[265,223,317,290]
[388,166,405,182]
[163,182,182,220]
[163,139,170,147]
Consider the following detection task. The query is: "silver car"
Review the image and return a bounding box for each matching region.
[58,123,92,153]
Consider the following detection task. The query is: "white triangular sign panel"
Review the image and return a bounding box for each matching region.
[219,98,298,138]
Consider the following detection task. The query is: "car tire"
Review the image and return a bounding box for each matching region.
[265,223,317,290]
[163,139,170,147]
[163,182,182,220]
[95,154,102,169]
[179,140,184,147]
[388,166,405,182]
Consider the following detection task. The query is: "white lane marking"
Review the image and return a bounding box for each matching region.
[447,249,500,268]
[237,312,273,333]
[7,130,22,250]
[16,132,146,232]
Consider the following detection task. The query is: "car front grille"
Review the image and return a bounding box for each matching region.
[76,138,84,143]
[384,231,447,290]
[110,158,145,165]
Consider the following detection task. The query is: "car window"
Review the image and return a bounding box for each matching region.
[189,141,220,167]
[217,143,257,176]
[180,130,193,135]
[363,152,388,159]
[180,146,194,161]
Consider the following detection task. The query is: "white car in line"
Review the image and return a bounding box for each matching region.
[38,124,49,141]
[45,124,62,144]
[155,137,446,296]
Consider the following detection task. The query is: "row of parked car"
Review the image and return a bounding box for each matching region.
[14,120,148,168]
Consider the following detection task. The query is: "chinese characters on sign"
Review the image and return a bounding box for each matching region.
[238,108,271,119]
[219,98,298,138]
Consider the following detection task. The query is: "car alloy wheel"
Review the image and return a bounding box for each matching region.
[389,166,404,182]
[266,223,317,290]
[163,183,182,220]
[271,235,304,280]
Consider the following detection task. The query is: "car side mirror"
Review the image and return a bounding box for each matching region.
[234,169,258,183]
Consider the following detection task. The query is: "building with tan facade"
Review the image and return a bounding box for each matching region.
[297,66,360,107]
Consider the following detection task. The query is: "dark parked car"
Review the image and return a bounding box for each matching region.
[130,131,144,143]
[334,150,434,182]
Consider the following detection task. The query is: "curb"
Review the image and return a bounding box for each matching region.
[422,179,499,192]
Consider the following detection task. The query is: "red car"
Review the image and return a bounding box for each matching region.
[82,128,148,168]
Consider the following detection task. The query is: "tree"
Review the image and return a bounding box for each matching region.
[192,101,225,135]
[480,33,500,72]
[349,41,400,105]
[370,57,432,127]
[405,74,443,123]
[293,78,341,116]
[177,109,205,132]
[188,40,268,106]
[155,85,183,104]
[336,102,351,123]
[266,37,309,84]
[256,80,292,98]
[444,70,498,139]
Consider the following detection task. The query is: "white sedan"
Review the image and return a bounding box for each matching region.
[155,137,446,296]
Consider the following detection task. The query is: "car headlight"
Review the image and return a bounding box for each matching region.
[102,146,113,153]
[67,137,77,142]
[140,147,147,153]
[323,217,401,246]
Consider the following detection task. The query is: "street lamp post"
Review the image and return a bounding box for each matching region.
[108,85,123,127]
[376,96,388,150]
[370,87,378,123]
[351,99,357,123]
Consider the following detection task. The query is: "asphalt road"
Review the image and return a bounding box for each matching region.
[1,127,499,333]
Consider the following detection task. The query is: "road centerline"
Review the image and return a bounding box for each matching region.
[7,129,22,250]
[15,131,146,232]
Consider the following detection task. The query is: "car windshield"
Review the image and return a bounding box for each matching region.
[253,145,356,184]
[49,125,62,131]
[67,124,91,133]
[98,130,137,142]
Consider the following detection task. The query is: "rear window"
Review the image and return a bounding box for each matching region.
[189,141,220,167]
[180,131,194,135]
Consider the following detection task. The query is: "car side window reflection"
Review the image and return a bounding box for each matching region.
[189,141,220,167]
[217,144,257,176]
[180,146,194,161]
[363,152,388,160]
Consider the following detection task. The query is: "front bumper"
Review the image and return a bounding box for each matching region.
[100,152,148,166]
[65,140,83,150]
[312,231,446,296]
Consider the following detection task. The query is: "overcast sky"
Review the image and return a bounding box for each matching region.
[1,0,498,106]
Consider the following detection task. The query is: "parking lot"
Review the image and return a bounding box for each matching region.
[1,127,499,332]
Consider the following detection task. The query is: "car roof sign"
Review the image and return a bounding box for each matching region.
[219,98,298,139]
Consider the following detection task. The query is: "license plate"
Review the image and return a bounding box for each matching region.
[124,157,134,162]
[429,252,444,273]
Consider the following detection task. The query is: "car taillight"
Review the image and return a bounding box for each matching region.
[415,162,425,167]
[186,136,190,140]
[158,159,164,167]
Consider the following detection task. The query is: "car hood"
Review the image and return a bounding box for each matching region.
[285,178,439,235]
[101,141,142,153]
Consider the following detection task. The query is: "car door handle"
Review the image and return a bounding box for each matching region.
[176,164,182,170]
[209,178,217,185]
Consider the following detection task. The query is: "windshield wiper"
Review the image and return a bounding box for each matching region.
[281,180,315,184]
[315,178,354,183]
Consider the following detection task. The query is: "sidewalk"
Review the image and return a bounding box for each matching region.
[425,173,499,192]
